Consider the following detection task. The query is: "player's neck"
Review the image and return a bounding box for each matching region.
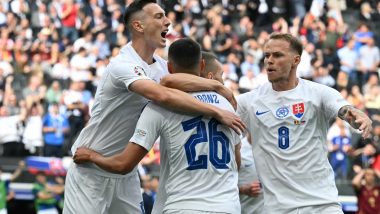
[272,77,299,91]
[132,40,156,65]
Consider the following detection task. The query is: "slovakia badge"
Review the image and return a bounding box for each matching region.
[292,103,304,119]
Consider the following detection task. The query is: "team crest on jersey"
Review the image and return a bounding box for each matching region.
[134,66,146,76]
[275,106,289,119]
[292,103,304,119]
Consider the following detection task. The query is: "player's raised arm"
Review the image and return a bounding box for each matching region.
[129,79,245,134]
[73,142,148,175]
[338,105,373,138]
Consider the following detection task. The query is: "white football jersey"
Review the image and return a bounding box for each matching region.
[238,136,265,214]
[131,91,241,213]
[71,42,168,177]
[237,78,349,213]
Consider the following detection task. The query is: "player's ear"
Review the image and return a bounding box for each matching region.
[132,20,144,33]
[167,61,174,74]
[293,55,301,66]
[207,72,213,80]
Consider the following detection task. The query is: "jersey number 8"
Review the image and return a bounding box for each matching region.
[182,116,231,170]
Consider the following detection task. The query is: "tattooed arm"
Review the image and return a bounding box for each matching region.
[338,105,373,138]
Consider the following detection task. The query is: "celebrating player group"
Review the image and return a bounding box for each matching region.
[63,1,373,214]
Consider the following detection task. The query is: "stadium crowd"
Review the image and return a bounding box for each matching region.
[0,0,380,213]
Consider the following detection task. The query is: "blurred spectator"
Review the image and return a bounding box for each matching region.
[45,81,63,106]
[0,105,26,157]
[239,69,259,91]
[328,118,352,180]
[32,172,62,214]
[42,102,70,157]
[352,168,380,214]
[353,23,374,52]
[241,53,260,76]
[297,41,315,80]
[364,85,380,118]
[141,175,159,214]
[337,38,359,86]
[347,85,365,111]
[357,37,380,87]
[62,81,86,151]
[23,102,44,156]
[0,161,25,214]
[61,0,79,43]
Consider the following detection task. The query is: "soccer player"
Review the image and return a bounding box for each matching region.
[74,38,242,214]
[63,1,245,214]
[237,33,373,214]
[238,136,265,214]
[200,51,224,84]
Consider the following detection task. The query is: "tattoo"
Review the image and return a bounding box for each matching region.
[338,105,361,129]
[338,105,349,120]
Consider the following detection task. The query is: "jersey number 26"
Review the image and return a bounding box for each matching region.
[182,116,230,170]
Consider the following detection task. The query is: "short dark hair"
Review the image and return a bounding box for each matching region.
[201,51,217,75]
[168,38,201,73]
[268,33,303,55]
[123,0,156,27]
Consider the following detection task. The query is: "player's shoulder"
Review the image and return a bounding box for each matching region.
[191,91,234,112]
[153,54,167,65]
[237,82,271,103]
[299,78,337,94]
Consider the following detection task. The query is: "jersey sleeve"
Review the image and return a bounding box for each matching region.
[109,62,151,91]
[130,103,165,151]
[320,85,350,121]
[236,93,250,127]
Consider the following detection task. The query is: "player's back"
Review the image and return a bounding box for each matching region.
[153,91,240,213]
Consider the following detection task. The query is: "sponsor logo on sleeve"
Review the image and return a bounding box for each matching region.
[134,66,146,76]
[136,129,147,137]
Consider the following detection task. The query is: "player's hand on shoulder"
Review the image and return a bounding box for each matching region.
[73,147,97,164]
[216,85,237,110]
[214,109,246,134]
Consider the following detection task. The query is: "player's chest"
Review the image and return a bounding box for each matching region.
[252,98,318,128]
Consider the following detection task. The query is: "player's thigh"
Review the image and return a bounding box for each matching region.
[298,203,343,214]
[63,165,110,214]
[109,172,144,214]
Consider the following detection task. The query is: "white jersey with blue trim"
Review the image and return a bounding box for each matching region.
[237,78,349,213]
[70,42,168,177]
[238,136,265,214]
[131,91,241,214]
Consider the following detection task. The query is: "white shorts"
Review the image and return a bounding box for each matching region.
[239,194,265,214]
[164,210,230,214]
[37,208,59,214]
[268,203,344,214]
[0,208,7,214]
[296,204,344,214]
[63,164,144,214]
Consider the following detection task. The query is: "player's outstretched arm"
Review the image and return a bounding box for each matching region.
[73,143,148,175]
[160,73,237,109]
[130,79,245,134]
[338,105,373,138]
